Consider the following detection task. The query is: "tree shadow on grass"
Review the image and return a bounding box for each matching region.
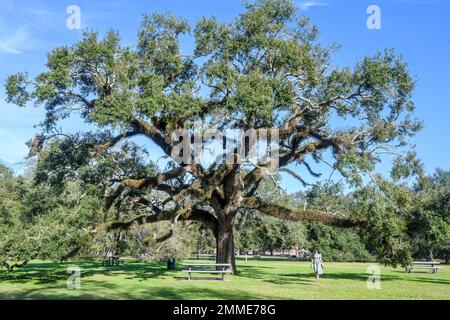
[0,280,275,300]
[230,264,314,285]
[0,287,106,300]
[390,270,450,286]
[136,287,276,300]
[2,261,448,299]
[298,272,403,283]
[280,271,450,286]
[233,270,314,285]
[122,267,177,282]
[0,261,173,285]
[261,273,314,285]
[232,264,276,277]
[233,265,450,286]
[0,261,291,300]
[0,289,273,300]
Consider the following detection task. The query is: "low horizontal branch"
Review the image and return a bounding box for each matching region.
[242,197,365,228]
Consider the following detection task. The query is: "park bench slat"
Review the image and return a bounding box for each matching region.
[412,265,442,268]
[182,262,233,280]
[182,270,232,274]
[406,262,443,274]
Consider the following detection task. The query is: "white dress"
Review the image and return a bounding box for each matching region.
[312,253,323,275]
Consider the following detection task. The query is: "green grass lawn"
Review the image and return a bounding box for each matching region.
[0,258,448,300]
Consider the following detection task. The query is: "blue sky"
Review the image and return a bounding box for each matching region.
[0,0,449,192]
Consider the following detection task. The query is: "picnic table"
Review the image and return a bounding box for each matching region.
[406,261,442,274]
[103,256,125,267]
[182,263,232,281]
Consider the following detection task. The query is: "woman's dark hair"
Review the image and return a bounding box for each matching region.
[314,248,320,254]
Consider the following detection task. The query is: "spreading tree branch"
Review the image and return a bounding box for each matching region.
[242,197,364,228]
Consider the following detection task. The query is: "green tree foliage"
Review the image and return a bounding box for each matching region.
[300,182,373,262]
[0,164,103,272]
[409,169,450,262]
[350,171,449,267]
[119,221,201,261]
[235,212,308,255]
[235,180,373,262]
[234,177,308,254]
[307,222,373,262]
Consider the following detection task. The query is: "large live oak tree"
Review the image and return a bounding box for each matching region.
[5,0,421,272]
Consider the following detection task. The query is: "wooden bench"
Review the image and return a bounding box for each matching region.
[182,263,232,281]
[406,261,442,274]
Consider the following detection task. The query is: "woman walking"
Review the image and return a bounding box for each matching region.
[311,248,324,280]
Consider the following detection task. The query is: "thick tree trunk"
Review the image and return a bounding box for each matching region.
[215,214,237,273]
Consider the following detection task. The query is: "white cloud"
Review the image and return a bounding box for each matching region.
[0,2,64,55]
[298,1,328,10]
[0,27,30,54]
